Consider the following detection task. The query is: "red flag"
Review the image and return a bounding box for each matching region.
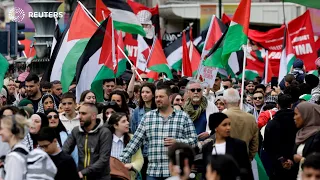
[182,31,192,77]
[222,13,231,25]
[95,0,111,22]
[189,42,201,76]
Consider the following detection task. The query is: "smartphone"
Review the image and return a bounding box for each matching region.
[271,77,278,89]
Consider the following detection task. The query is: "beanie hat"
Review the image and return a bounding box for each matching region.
[299,94,312,101]
[305,74,319,89]
[18,99,33,107]
[209,112,228,130]
[293,59,304,69]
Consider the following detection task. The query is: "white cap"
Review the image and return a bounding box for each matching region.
[137,10,152,25]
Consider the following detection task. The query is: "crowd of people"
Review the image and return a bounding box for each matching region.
[0,59,319,180]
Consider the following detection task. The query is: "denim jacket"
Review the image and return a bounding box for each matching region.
[131,107,148,157]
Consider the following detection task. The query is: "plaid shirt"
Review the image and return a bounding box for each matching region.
[120,109,197,177]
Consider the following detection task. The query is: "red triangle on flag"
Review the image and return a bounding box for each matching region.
[95,0,112,22]
[68,4,98,41]
[147,39,167,68]
[99,16,117,74]
[182,31,192,77]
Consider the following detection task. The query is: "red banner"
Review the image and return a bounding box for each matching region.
[249,10,318,73]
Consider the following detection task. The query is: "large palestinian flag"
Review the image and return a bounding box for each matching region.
[49,4,97,92]
[76,16,116,102]
[96,0,145,36]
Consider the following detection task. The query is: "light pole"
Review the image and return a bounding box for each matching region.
[219,0,222,19]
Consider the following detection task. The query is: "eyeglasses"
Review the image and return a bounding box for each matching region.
[190,88,202,93]
[47,115,59,119]
[38,142,52,149]
[253,97,263,100]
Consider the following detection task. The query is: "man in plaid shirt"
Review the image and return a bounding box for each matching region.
[120,85,197,179]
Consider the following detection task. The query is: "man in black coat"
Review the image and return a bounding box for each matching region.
[264,94,298,180]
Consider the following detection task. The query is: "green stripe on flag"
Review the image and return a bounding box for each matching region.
[0,54,9,88]
[171,59,182,71]
[255,154,269,180]
[114,21,146,37]
[92,65,115,102]
[148,64,173,79]
[61,38,90,93]
[116,58,127,77]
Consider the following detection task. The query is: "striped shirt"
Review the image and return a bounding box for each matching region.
[120,109,197,177]
[111,134,124,159]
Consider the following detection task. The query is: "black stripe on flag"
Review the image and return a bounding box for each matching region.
[101,0,133,12]
[75,18,109,84]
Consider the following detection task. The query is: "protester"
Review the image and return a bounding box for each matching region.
[110,90,131,116]
[108,112,143,179]
[202,113,253,179]
[249,91,265,121]
[80,90,96,104]
[0,106,19,117]
[37,127,79,180]
[167,143,195,180]
[40,81,52,94]
[293,102,320,179]
[103,79,116,101]
[100,101,121,123]
[51,80,63,100]
[120,85,197,179]
[0,115,30,180]
[23,112,49,151]
[171,93,184,107]
[301,153,320,180]
[59,92,79,134]
[184,80,218,141]
[214,96,225,112]
[221,78,232,90]
[5,79,18,105]
[0,88,7,107]
[37,94,58,113]
[205,155,241,180]
[245,80,255,95]
[223,88,259,161]
[24,73,42,112]
[18,98,34,109]
[63,103,112,180]
[263,94,297,179]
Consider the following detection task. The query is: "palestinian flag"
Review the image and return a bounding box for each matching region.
[136,35,151,73]
[0,54,9,88]
[164,27,192,71]
[76,16,115,102]
[222,13,231,26]
[182,31,192,77]
[204,0,251,68]
[278,26,296,83]
[284,0,320,9]
[128,0,161,40]
[252,154,269,180]
[147,38,173,79]
[96,0,145,36]
[50,4,97,92]
[189,41,201,76]
[116,31,127,77]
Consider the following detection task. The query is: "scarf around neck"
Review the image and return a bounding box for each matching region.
[184,96,208,121]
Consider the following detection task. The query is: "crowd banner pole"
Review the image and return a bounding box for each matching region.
[264,50,269,84]
[77,1,143,81]
[240,40,249,110]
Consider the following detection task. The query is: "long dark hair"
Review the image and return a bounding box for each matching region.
[109,90,130,115]
[101,101,121,123]
[138,83,156,109]
[80,90,96,102]
[107,112,130,146]
[44,109,67,147]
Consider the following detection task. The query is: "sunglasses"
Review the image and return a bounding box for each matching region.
[190,88,202,93]
[142,78,149,81]
[47,115,59,119]
[101,101,117,106]
[253,97,263,100]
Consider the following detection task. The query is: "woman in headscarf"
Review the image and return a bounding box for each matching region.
[293,102,320,179]
[22,112,49,151]
[201,112,253,179]
[37,94,58,113]
[44,109,68,148]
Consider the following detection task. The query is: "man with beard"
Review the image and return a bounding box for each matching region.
[248,91,265,121]
[63,103,112,180]
[51,80,63,104]
[24,73,42,112]
[184,80,218,141]
[120,85,197,179]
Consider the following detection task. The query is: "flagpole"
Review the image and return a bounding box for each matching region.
[77,1,143,81]
[264,50,269,84]
[240,40,249,110]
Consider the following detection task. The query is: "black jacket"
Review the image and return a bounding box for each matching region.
[50,151,79,180]
[264,109,297,161]
[263,109,297,179]
[202,137,253,180]
[63,119,112,180]
[293,130,320,158]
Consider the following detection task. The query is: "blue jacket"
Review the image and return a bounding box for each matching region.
[131,107,148,157]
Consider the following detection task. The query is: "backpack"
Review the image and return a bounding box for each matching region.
[13,148,57,180]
